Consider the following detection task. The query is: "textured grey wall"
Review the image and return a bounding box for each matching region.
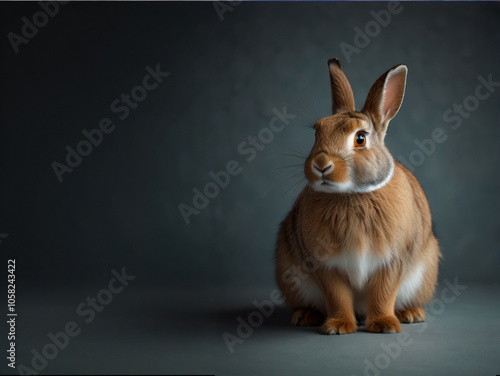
[1,2,499,289]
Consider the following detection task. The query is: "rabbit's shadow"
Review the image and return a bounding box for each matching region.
[130,300,372,336]
[121,298,309,334]
[205,305,307,332]
[198,306,370,334]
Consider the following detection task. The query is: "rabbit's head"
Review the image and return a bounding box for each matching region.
[305,58,407,194]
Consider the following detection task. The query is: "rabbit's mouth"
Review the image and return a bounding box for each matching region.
[320,178,335,186]
[310,177,355,194]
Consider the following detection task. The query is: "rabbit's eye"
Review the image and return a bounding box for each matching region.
[355,132,366,147]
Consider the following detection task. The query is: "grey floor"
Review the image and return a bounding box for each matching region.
[10,283,500,375]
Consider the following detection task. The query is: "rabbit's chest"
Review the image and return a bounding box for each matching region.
[322,250,391,290]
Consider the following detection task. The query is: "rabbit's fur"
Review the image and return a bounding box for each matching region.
[275,59,440,334]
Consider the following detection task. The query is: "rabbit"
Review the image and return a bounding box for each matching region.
[275,58,441,334]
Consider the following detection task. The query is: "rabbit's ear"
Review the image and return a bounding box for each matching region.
[328,58,355,114]
[362,65,407,132]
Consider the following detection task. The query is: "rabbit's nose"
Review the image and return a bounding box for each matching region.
[313,162,333,175]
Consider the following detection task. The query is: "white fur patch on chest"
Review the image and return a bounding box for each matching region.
[323,251,391,290]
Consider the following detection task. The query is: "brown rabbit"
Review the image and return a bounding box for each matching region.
[275,58,440,334]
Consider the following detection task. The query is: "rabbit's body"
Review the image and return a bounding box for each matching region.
[275,59,440,334]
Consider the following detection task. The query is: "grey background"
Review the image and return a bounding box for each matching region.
[1,2,499,375]
[1,1,499,290]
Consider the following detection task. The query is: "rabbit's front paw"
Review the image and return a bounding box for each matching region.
[321,318,357,335]
[366,315,401,333]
